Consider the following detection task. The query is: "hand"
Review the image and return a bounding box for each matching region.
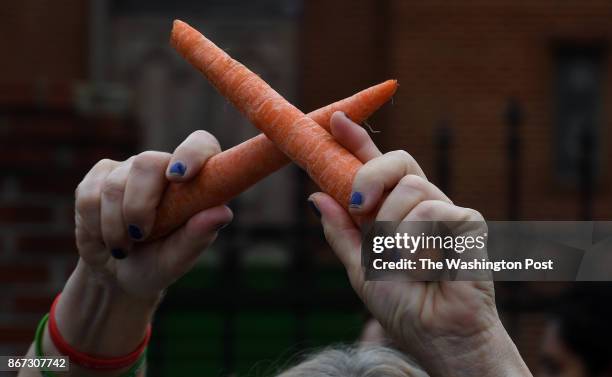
[309,112,531,377]
[75,130,233,300]
[19,131,233,376]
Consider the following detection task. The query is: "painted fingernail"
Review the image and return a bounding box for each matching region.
[111,248,127,259]
[128,224,143,240]
[169,161,187,176]
[308,199,321,219]
[349,192,363,208]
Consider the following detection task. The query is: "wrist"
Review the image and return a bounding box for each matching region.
[419,320,532,377]
[46,259,160,357]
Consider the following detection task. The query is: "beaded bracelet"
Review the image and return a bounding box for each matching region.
[34,313,147,377]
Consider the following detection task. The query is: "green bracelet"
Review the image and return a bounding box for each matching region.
[34,313,147,377]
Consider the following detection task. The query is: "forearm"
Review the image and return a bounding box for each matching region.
[21,259,159,377]
[417,320,532,377]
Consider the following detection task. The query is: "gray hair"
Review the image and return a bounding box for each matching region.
[276,344,428,377]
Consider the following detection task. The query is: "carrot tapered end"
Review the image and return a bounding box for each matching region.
[380,79,399,98]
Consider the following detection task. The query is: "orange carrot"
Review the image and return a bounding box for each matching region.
[171,21,364,191]
[151,79,397,238]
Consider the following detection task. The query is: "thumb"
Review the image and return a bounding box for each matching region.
[309,192,362,273]
[159,205,233,279]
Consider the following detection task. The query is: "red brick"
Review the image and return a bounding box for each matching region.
[0,206,53,224]
[0,1,87,82]
[18,174,81,195]
[0,326,36,343]
[0,82,74,109]
[17,235,76,254]
[0,115,80,140]
[0,265,49,284]
[0,146,57,168]
[303,1,612,221]
[13,295,55,313]
[0,114,137,145]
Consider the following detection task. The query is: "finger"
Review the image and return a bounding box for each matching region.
[330,111,382,163]
[75,159,120,240]
[404,200,483,223]
[404,200,486,243]
[349,150,427,215]
[376,175,452,222]
[100,161,133,259]
[166,130,221,182]
[404,201,488,279]
[159,205,233,279]
[309,192,362,275]
[123,151,172,240]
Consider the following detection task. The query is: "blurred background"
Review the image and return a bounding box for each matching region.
[1,1,611,376]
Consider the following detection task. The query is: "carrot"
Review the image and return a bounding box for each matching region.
[151,79,398,239]
[149,20,397,238]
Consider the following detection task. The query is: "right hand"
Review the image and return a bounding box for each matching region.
[309,112,531,377]
[74,130,233,301]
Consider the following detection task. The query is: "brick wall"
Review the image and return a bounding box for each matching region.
[302,0,612,371]
[302,0,612,221]
[0,85,138,355]
[0,0,87,81]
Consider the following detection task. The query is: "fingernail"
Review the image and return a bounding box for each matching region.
[308,199,321,219]
[169,161,187,176]
[128,224,143,240]
[349,192,363,208]
[111,248,127,259]
[215,222,229,231]
[342,111,352,121]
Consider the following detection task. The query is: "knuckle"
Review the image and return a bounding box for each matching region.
[389,149,413,162]
[411,200,439,219]
[102,176,125,200]
[95,158,116,170]
[463,207,484,222]
[75,190,100,214]
[132,151,168,173]
[397,174,427,192]
[75,179,105,213]
[191,130,221,148]
[78,158,115,194]
[390,149,418,167]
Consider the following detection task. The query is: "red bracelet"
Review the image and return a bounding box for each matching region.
[48,294,152,370]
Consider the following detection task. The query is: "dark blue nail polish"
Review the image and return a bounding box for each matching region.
[111,248,127,259]
[308,200,321,218]
[350,192,363,208]
[128,224,143,240]
[169,161,186,176]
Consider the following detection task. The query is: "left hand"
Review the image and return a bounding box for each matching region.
[74,130,232,301]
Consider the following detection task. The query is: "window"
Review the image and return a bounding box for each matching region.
[553,43,606,186]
